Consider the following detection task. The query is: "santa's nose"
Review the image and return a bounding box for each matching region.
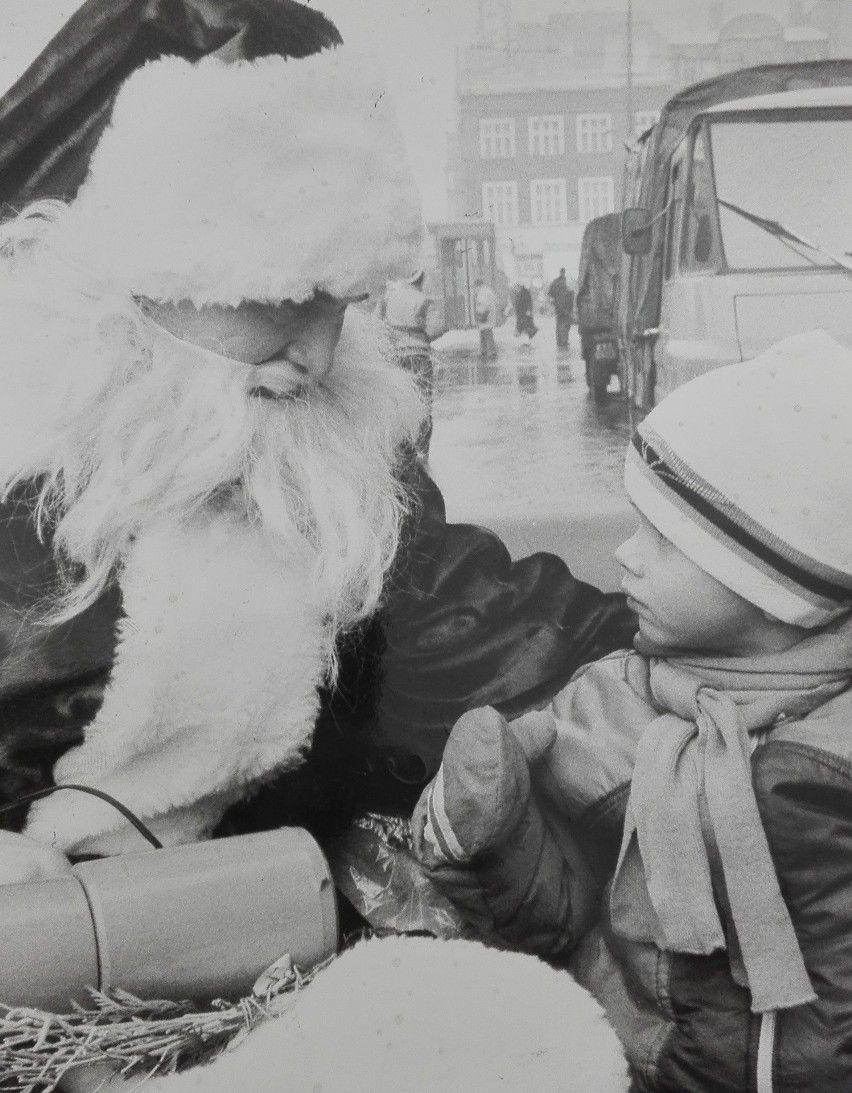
[283,304,347,382]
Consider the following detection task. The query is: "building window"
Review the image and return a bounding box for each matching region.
[479,118,516,158]
[576,113,613,153]
[578,176,615,223]
[528,115,565,156]
[482,181,518,225]
[530,179,568,225]
[516,254,544,287]
[633,111,660,135]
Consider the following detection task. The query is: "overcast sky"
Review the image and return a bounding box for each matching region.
[0,0,813,219]
[0,0,482,220]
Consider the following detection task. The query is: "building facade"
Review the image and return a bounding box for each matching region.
[450,1,835,285]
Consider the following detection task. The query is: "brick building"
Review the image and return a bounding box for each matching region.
[449,0,836,284]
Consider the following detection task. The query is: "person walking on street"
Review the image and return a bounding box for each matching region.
[548,267,574,351]
[377,269,437,459]
[512,282,538,342]
[473,278,498,361]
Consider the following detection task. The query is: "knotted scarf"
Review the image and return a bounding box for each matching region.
[610,612,852,1013]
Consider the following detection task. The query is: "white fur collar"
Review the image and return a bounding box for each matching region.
[25,508,332,855]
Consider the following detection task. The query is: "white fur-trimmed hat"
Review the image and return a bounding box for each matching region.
[625,330,852,628]
[51,49,424,306]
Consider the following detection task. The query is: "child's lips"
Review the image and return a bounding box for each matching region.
[623,589,650,619]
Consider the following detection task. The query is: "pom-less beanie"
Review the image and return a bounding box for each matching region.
[625,329,852,628]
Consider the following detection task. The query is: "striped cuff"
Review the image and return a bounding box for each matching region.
[422,767,469,865]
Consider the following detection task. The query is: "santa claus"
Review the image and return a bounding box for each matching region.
[0,9,636,1090]
[0,1,634,857]
[0,45,428,855]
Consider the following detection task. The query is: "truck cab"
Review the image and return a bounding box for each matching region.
[618,63,852,408]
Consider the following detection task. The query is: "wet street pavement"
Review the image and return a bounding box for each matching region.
[426,315,641,592]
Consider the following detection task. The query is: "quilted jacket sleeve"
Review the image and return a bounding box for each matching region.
[753,740,852,1092]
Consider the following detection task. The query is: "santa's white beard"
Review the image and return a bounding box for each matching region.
[0,260,424,853]
[0,289,424,643]
[240,318,424,641]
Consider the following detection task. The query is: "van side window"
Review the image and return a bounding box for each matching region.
[681,127,721,272]
[663,151,685,281]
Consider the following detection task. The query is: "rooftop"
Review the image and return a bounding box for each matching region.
[703,83,852,112]
[458,66,672,96]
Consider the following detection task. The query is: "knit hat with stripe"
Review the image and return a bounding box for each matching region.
[624,329,852,628]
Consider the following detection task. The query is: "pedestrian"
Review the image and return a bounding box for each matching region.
[413,329,852,1091]
[377,269,436,460]
[548,267,574,351]
[473,277,498,361]
[512,282,538,342]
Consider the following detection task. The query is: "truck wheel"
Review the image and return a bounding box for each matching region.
[590,359,610,400]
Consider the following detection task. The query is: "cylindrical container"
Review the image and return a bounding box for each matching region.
[0,828,338,1011]
[0,877,99,1010]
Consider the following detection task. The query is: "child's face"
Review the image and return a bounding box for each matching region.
[615,513,770,654]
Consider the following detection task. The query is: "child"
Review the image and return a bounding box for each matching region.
[413,328,852,1092]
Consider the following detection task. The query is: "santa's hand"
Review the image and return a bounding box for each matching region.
[0,831,72,885]
[411,706,576,955]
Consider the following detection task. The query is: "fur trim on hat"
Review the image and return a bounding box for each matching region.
[625,330,852,627]
[50,50,424,306]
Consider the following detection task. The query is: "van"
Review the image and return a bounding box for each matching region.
[618,61,852,408]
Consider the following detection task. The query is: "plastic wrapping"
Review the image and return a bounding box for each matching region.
[327,814,467,939]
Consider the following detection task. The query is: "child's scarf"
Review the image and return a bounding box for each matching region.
[610,613,852,1014]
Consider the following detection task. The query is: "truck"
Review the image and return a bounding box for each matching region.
[617,60,852,409]
[576,212,621,400]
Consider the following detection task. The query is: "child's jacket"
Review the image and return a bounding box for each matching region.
[414,617,852,1092]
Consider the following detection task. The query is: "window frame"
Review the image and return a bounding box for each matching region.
[479,117,517,159]
[663,144,686,281]
[577,175,615,224]
[529,178,568,226]
[528,115,565,156]
[679,123,724,275]
[576,113,614,154]
[481,180,519,225]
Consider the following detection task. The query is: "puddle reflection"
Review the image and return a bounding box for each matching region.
[429,340,639,521]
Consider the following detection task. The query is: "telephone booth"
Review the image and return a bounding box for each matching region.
[427,220,501,331]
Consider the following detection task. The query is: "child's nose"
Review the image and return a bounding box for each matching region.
[614,531,642,575]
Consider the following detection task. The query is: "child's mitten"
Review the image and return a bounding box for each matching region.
[411,706,575,955]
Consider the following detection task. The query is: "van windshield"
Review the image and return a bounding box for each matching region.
[709,115,852,270]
